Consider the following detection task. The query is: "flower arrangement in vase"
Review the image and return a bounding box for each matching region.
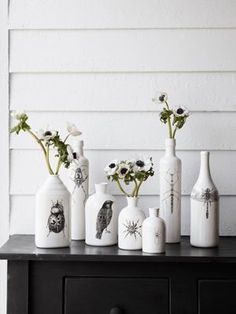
[153,92,189,243]
[11,111,82,248]
[105,157,154,250]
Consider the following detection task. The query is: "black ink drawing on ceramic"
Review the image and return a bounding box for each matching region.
[96,200,113,239]
[72,165,88,205]
[123,219,142,239]
[191,188,219,219]
[161,168,180,214]
[47,200,65,235]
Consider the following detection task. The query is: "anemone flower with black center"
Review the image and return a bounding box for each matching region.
[173,105,189,117]
[37,127,57,143]
[133,157,153,172]
[104,159,119,176]
[117,162,131,178]
[152,91,168,104]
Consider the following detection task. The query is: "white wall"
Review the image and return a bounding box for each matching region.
[1,0,236,312]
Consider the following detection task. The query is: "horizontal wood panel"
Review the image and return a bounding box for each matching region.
[10,195,236,236]
[10,73,236,112]
[10,150,234,196]
[10,29,236,72]
[10,112,236,150]
[9,0,236,29]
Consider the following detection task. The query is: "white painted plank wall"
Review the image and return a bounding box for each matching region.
[7,3,236,242]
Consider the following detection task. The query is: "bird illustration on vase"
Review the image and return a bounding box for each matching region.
[96,200,113,239]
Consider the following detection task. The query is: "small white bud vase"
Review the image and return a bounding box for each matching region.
[159,138,181,243]
[118,197,146,250]
[35,175,71,248]
[69,140,89,240]
[85,183,118,246]
[190,151,219,248]
[142,208,166,254]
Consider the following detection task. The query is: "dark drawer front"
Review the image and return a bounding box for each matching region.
[64,277,169,314]
[199,280,236,314]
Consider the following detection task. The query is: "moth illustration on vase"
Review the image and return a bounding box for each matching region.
[47,200,65,235]
[96,200,113,239]
[191,187,219,219]
[123,219,142,239]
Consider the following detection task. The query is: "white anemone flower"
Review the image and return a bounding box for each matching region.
[37,127,57,142]
[104,160,119,176]
[11,110,27,120]
[173,106,189,117]
[117,162,131,178]
[67,122,82,136]
[133,157,153,172]
[152,91,168,104]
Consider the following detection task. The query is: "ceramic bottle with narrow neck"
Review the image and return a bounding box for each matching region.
[35,175,71,248]
[85,183,118,246]
[159,138,181,243]
[69,140,89,240]
[142,208,166,253]
[118,197,146,250]
[190,151,219,247]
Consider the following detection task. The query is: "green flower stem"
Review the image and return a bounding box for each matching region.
[55,159,62,175]
[165,101,173,138]
[135,179,144,197]
[116,179,130,197]
[27,129,54,175]
[131,179,138,197]
[172,125,178,139]
[46,144,54,175]
[63,134,71,143]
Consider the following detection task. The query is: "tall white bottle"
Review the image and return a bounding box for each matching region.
[69,140,89,240]
[159,138,181,243]
[190,151,219,247]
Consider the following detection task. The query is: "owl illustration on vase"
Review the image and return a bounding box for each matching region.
[47,200,65,235]
[96,200,113,239]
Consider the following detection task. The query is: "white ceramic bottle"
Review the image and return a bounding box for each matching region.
[35,175,71,248]
[142,208,166,254]
[159,138,181,243]
[190,151,219,248]
[118,197,146,250]
[69,140,89,240]
[85,183,118,246]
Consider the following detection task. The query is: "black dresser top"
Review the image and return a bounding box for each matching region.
[0,235,236,262]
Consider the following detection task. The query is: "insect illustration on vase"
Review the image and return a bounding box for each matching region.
[192,187,218,219]
[72,165,88,206]
[155,230,161,243]
[161,168,180,214]
[47,200,65,236]
[123,219,142,239]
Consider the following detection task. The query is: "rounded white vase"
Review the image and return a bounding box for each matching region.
[69,140,89,240]
[142,208,166,254]
[160,138,181,243]
[190,151,219,248]
[85,182,118,246]
[118,197,146,250]
[35,175,71,248]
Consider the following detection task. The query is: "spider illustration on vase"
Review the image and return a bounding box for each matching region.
[47,200,65,236]
[161,168,180,214]
[123,219,142,239]
[192,187,219,219]
[72,165,88,205]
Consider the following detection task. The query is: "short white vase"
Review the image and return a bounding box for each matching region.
[142,208,166,254]
[69,140,89,240]
[160,138,181,243]
[190,151,219,248]
[35,175,71,248]
[85,183,118,246]
[118,197,146,250]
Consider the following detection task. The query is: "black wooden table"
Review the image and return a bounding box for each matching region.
[1,235,236,314]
